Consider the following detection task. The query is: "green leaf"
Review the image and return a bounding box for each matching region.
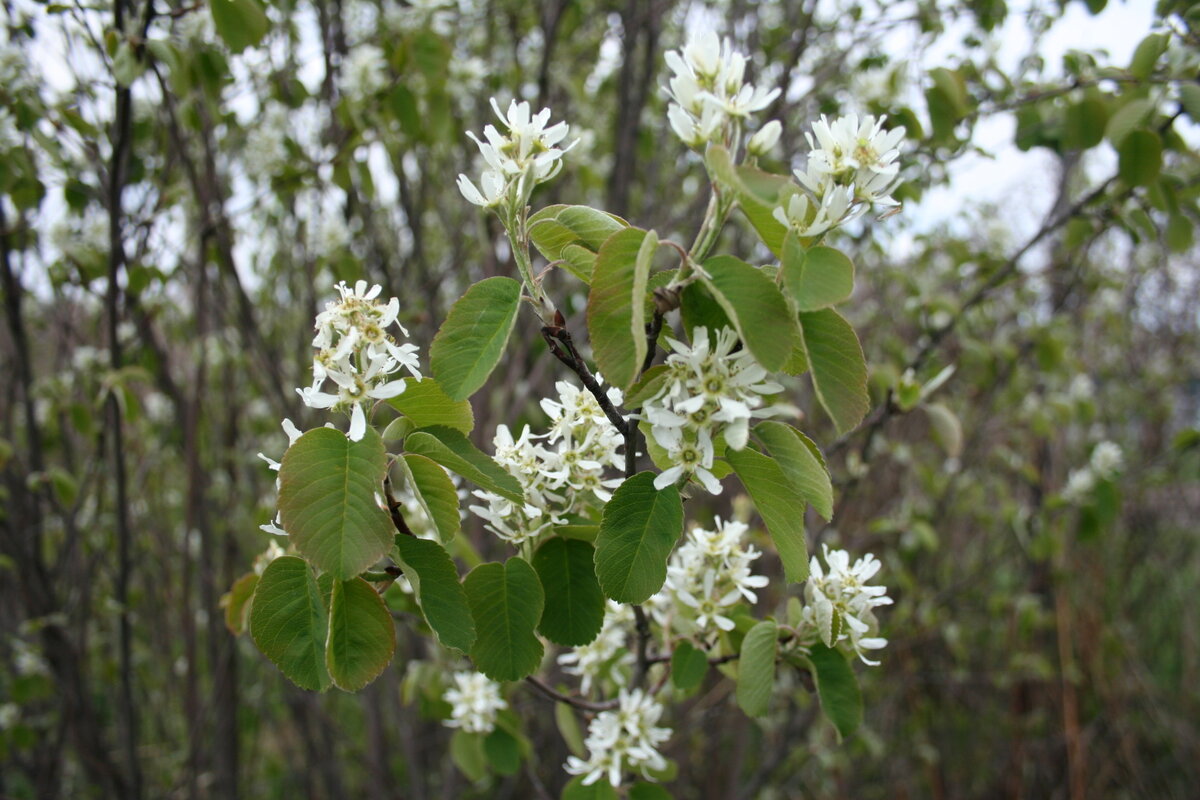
[594,472,684,603]
[808,643,863,739]
[737,621,777,717]
[782,238,855,311]
[464,559,545,681]
[222,573,259,635]
[210,0,269,53]
[1179,84,1200,124]
[1129,32,1167,79]
[797,309,869,435]
[556,702,586,757]
[395,453,460,543]
[1166,213,1194,253]
[532,538,605,647]
[278,427,394,580]
[625,364,670,407]
[387,377,474,433]
[249,556,331,692]
[1118,129,1163,187]
[726,447,809,582]
[326,577,396,691]
[1105,98,1153,148]
[562,776,619,800]
[430,276,522,401]
[629,784,673,800]
[680,281,733,340]
[705,145,792,255]
[924,402,963,458]
[394,535,476,654]
[1062,98,1108,151]
[405,426,523,503]
[588,227,653,389]
[754,421,834,521]
[483,727,521,775]
[558,206,628,250]
[450,730,487,782]
[671,641,709,691]
[699,255,795,371]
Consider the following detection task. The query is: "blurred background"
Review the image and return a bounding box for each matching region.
[2,0,1199,797]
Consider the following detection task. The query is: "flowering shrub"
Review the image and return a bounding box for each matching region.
[234,29,906,794]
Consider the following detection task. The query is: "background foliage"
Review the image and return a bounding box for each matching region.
[2,0,1199,797]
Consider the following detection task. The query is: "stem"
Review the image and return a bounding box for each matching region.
[524,676,620,712]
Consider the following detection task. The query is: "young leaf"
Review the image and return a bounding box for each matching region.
[464,559,545,681]
[394,535,476,654]
[405,426,524,503]
[797,309,869,435]
[222,572,259,635]
[588,227,653,389]
[210,0,269,54]
[753,421,834,521]
[558,205,627,249]
[387,377,474,433]
[726,447,809,582]
[532,538,605,647]
[782,238,855,311]
[278,427,394,581]
[326,577,396,692]
[594,472,684,603]
[429,276,522,401]
[483,728,521,775]
[249,556,331,692]
[705,144,791,256]
[737,620,778,717]
[671,641,709,691]
[395,453,461,543]
[699,255,795,371]
[450,730,488,782]
[807,643,863,739]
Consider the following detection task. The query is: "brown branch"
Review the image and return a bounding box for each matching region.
[524,676,620,712]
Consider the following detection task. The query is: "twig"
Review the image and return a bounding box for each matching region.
[524,676,620,712]
[540,323,630,437]
[383,478,416,538]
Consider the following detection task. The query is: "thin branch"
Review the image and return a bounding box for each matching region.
[524,676,620,712]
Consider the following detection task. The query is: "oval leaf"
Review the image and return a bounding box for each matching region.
[1117,129,1162,187]
[588,227,652,389]
[797,309,869,435]
[394,534,476,654]
[222,572,259,635]
[430,276,522,401]
[699,255,795,371]
[396,453,461,543]
[249,556,331,692]
[532,537,605,646]
[326,577,396,691]
[387,377,474,433]
[405,426,523,504]
[671,641,709,691]
[754,421,834,521]
[594,472,684,603]
[464,558,545,681]
[278,427,394,581]
[726,447,809,582]
[737,620,778,717]
[782,239,855,311]
[808,643,863,739]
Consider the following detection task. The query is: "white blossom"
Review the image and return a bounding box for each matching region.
[1089,441,1123,480]
[1062,467,1096,503]
[800,545,892,665]
[443,671,507,734]
[558,601,635,694]
[564,689,672,788]
[297,281,421,441]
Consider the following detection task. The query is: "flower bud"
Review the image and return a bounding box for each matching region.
[747,120,782,156]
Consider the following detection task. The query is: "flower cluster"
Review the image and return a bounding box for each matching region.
[774,113,905,238]
[457,98,576,212]
[469,378,624,546]
[297,281,422,441]
[256,418,303,536]
[558,601,635,695]
[664,31,781,152]
[564,689,672,788]
[652,518,768,634]
[642,327,788,494]
[443,671,507,735]
[1062,440,1124,503]
[799,545,891,665]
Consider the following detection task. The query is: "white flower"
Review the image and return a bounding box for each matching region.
[1089,441,1123,480]
[747,120,782,156]
[558,601,635,694]
[663,31,779,150]
[1062,467,1095,503]
[564,689,672,788]
[458,97,577,214]
[298,281,421,441]
[654,518,768,634]
[801,545,892,665]
[443,671,507,734]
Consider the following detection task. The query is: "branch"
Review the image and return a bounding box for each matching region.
[524,676,620,712]
[540,323,630,437]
